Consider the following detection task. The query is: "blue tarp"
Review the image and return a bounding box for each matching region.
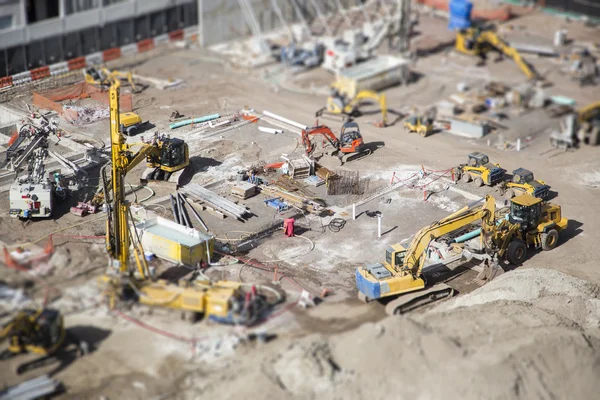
[448,0,473,30]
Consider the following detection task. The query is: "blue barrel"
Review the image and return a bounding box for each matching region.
[448,0,473,30]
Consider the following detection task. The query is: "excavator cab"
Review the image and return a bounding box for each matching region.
[2,309,64,357]
[145,137,189,173]
[385,244,407,271]
[340,121,363,149]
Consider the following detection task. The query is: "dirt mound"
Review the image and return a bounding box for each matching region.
[181,268,600,399]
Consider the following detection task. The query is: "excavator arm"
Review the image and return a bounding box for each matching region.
[346,90,388,126]
[479,31,537,80]
[404,194,496,276]
[301,126,340,155]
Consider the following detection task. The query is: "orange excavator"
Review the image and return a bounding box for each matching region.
[301,121,370,165]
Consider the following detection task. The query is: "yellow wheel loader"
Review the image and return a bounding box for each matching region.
[492,194,568,264]
[403,109,435,137]
[454,152,506,187]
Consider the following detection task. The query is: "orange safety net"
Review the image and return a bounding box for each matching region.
[33,81,133,119]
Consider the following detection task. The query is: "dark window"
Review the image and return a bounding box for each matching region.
[166,7,179,32]
[26,41,44,69]
[26,0,59,23]
[63,31,81,59]
[0,15,12,30]
[149,10,166,36]
[100,22,118,50]
[0,50,7,78]
[134,15,149,41]
[117,19,133,46]
[66,0,101,14]
[6,46,26,75]
[103,0,126,5]
[43,36,62,64]
[183,2,198,27]
[80,27,99,53]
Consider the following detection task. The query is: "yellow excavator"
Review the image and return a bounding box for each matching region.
[316,89,388,127]
[455,27,538,80]
[356,193,568,315]
[84,66,138,92]
[99,78,269,325]
[0,308,87,374]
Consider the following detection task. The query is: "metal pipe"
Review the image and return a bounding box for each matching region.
[170,194,180,225]
[177,192,193,229]
[176,192,189,227]
[180,193,209,232]
[377,214,382,238]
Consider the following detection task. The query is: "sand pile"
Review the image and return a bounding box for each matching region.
[180,268,600,399]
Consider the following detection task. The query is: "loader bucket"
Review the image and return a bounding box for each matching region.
[476,258,505,282]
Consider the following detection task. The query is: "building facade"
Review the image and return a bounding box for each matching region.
[0,0,198,78]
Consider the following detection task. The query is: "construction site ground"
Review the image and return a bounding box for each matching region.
[1,10,600,400]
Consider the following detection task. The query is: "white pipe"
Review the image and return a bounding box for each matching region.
[378,214,382,238]
[258,126,284,134]
[517,138,521,151]
[263,110,308,130]
[353,203,356,220]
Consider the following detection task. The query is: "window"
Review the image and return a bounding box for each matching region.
[166,7,179,32]
[100,22,118,50]
[183,2,198,27]
[63,32,81,59]
[43,37,62,64]
[551,211,557,221]
[66,0,101,14]
[134,15,149,41]
[0,50,7,78]
[80,27,99,54]
[149,10,166,36]
[26,0,59,23]
[6,46,26,75]
[395,251,405,268]
[117,19,133,46]
[0,15,12,31]
[26,41,44,69]
[103,0,126,5]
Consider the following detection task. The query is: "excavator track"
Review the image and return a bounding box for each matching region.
[384,283,454,316]
[341,149,372,164]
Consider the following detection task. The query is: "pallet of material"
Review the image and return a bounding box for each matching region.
[231,181,257,199]
[273,175,316,198]
[304,176,325,187]
[287,158,311,179]
[183,183,249,221]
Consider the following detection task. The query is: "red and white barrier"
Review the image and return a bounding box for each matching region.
[0,26,198,90]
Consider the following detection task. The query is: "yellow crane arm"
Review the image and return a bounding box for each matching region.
[347,90,388,125]
[403,195,496,276]
[480,31,537,80]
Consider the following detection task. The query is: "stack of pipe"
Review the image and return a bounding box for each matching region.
[169,192,209,232]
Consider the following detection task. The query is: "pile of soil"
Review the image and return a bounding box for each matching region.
[179,268,600,399]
